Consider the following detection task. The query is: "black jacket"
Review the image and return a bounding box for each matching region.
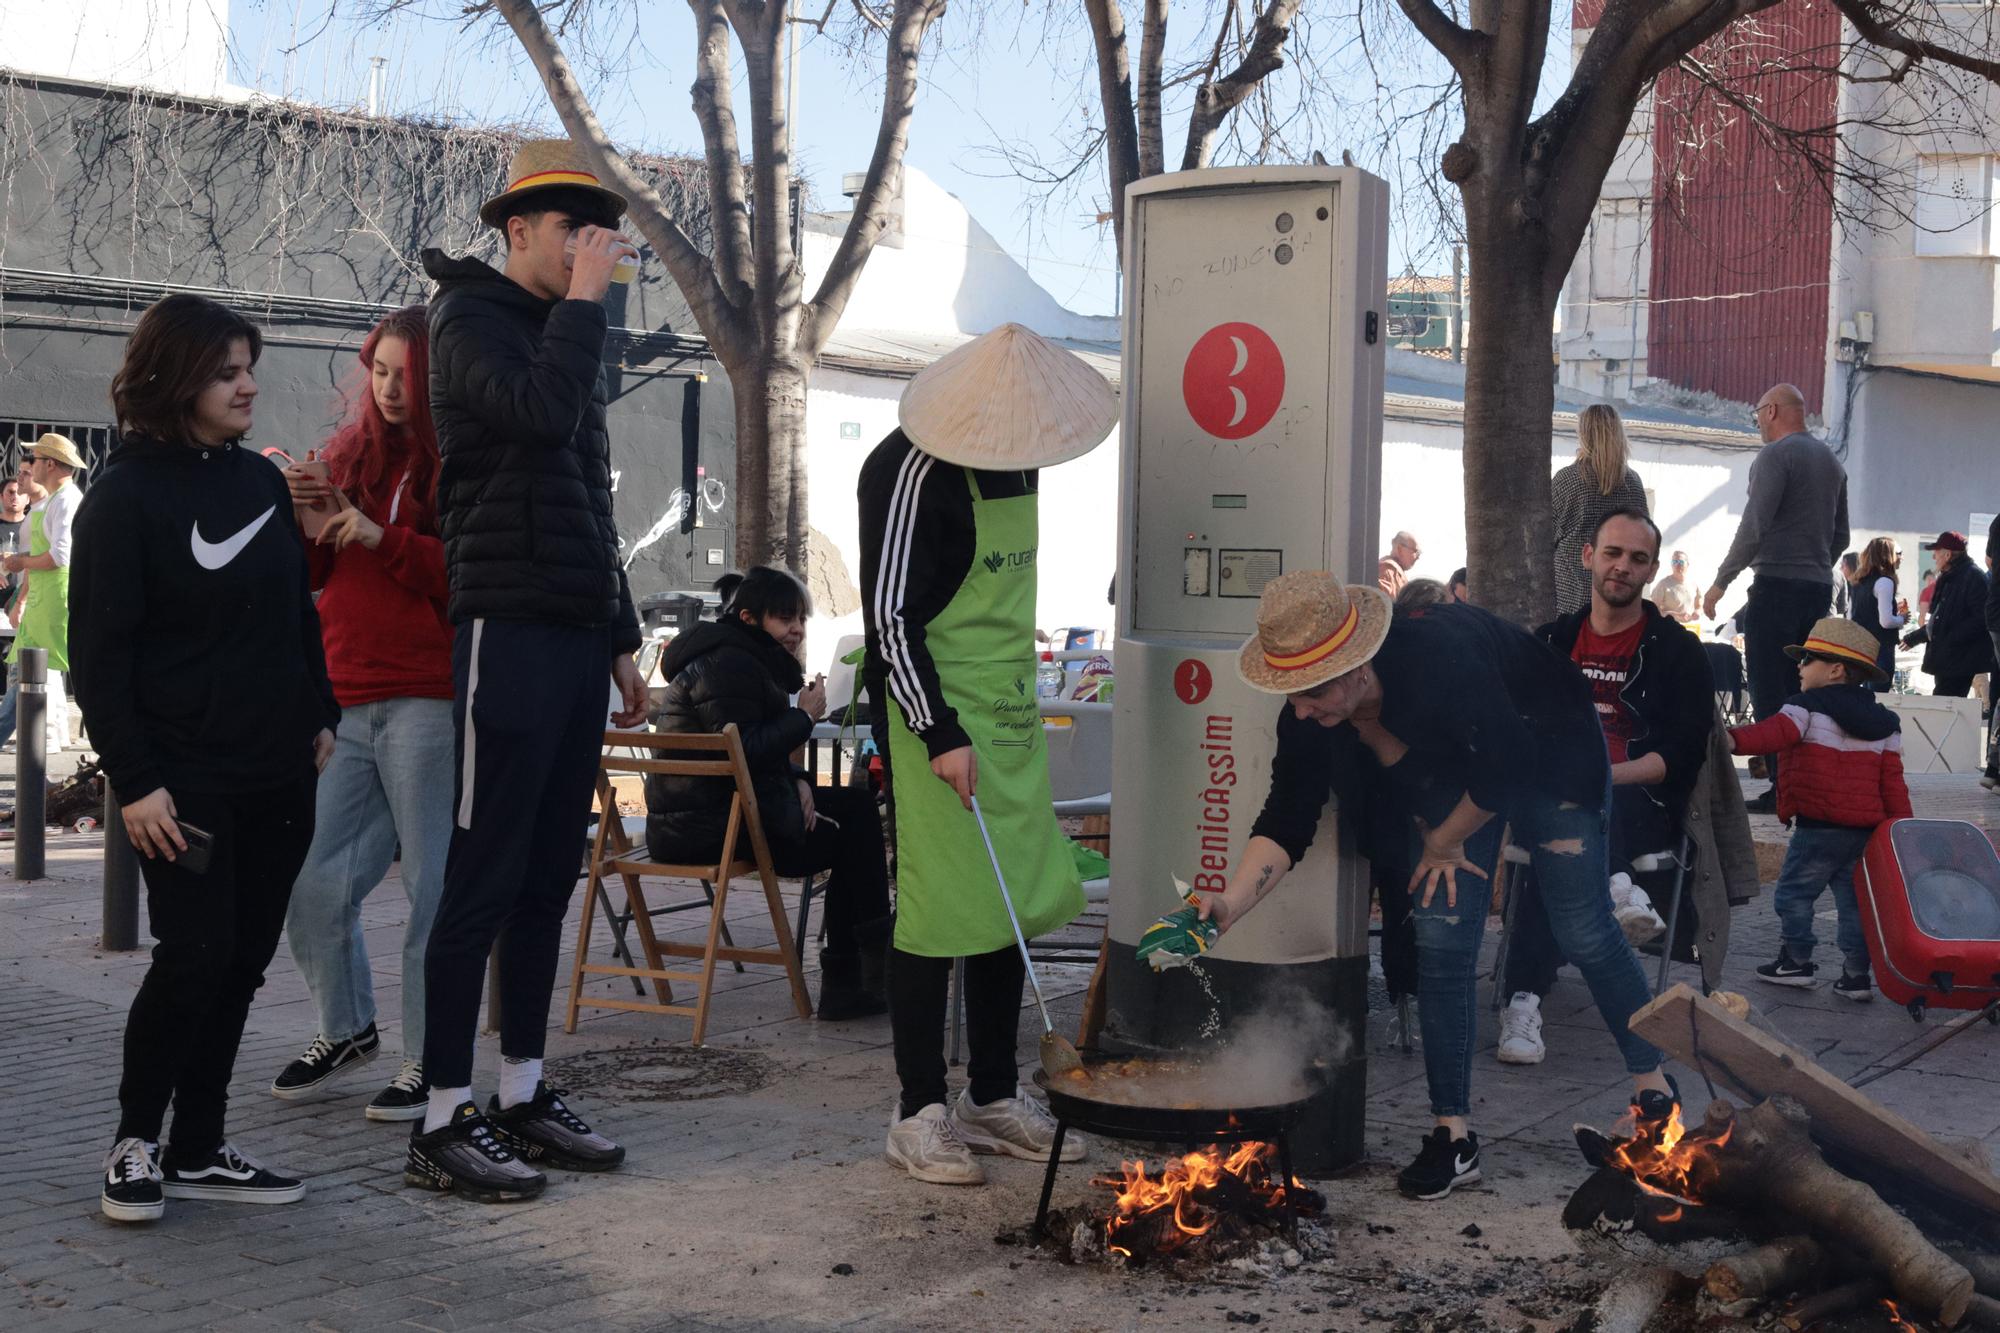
[1538,601,1715,828]
[69,436,339,801]
[423,250,640,652]
[1986,514,2000,634]
[1905,555,1994,680]
[1249,603,1606,865]
[644,618,813,857]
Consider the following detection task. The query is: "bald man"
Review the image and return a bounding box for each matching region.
[1703,383,1849,809]
[1379,530,1421,598]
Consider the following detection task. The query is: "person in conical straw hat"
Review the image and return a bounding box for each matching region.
[1136,569,1676,1202]
[0,433,89,752]
[858,323,1118,1185]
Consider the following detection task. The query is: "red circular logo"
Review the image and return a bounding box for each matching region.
[1173,659,1214,706]
[1182,322,1285,440]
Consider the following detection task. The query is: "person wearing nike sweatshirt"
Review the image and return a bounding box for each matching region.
[1727,617,1912,999]
[402,142,649,1206]
[72,294,339,1224]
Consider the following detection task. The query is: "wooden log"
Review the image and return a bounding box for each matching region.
[1700,1099,1973,1327]
[1946,1250,2000,1298]
[1967,1293,2000,1331]
[1629,984,2000,1221]
[1779,1279,1888,1331]
[1704,1236,1828,1302]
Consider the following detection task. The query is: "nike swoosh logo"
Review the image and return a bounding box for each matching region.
[190,507,275,570]
[1454,1153,1476,1173]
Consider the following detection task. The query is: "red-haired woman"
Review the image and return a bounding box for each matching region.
[269,307,455,1125]
[73,294,339,1223]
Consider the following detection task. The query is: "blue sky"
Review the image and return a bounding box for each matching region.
[226,2,1564,317]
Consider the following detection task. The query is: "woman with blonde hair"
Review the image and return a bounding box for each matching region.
[1552,404,1649,613]
[1849,537,1905,691]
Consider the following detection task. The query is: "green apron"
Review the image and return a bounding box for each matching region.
[889,470,1083,957]
[11,504,68,671]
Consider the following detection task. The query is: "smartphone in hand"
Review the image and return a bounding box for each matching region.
[174,821,215,875]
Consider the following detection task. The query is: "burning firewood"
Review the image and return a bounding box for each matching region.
[1684,1099,1974,1326]
[1776,1279,1888,1330]
[1702,1236,1827,1302]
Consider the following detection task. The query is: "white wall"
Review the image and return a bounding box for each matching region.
[801,170,1119,342]
[0,0,238,100]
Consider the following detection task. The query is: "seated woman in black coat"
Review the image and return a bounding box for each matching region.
[645,567,893,1019]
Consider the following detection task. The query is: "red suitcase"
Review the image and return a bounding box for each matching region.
[1855,819,2000,1019]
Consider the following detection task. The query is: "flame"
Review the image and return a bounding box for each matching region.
[1094,1141,1298,1257]
[1605,1104,1733,1203]
[1881,1299,1921,1333]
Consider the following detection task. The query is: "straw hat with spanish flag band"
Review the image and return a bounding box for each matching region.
[479,140,628,229]
[1785,616,1890,685]
[1237,570,1393,695]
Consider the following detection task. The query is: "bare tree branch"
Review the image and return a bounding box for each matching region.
[1184,0,1301,169]
[1136,0,1170,177]
[1393,0,1482,77]
[1836,0,2000,85]
[686,0,757,303]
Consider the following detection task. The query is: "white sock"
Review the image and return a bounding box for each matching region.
[498,1056,543,1110]
[424,1087,472,1134]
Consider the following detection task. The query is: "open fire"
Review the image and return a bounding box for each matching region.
[1091,1141,1322,1265]
[1603,1104,1733,1213]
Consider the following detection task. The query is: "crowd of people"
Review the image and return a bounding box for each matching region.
[47,134,1985,1224]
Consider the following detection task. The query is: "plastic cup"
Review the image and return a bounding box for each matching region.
[565,236,640,285]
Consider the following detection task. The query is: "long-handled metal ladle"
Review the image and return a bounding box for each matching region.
[969,795,1088,1081]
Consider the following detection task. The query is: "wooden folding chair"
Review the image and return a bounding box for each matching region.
[563,725,814,1044]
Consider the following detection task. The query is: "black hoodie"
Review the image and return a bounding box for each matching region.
[644,617,813,856]
[422,249,640,652]
[69,436,339,801]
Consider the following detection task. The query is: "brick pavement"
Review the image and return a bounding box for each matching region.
[6,771,2000,1329]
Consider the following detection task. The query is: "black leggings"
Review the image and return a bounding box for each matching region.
[764,785,891,954]
[889,945,1025,1120]
[116,777,317,1165]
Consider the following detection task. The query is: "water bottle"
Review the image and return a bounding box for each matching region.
[1035,651,1065,700]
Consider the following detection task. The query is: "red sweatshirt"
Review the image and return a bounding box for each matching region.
[1728,685,1913,829]
[305,482,453,706]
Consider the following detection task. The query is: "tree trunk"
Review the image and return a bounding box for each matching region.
[729,355,811,571]
[1458,208,1561,626]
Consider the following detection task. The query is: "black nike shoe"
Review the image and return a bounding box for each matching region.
[1632,1072,1682,1126]
[1832,971,1876,1002]
[161,1143,305,1204]
[271,1023,380,1099]
[488,1083,626,1172]
[1398,1127,1481,1200]
[1755,952,1817,988]
[405,1103,546,1203]
[100,1137,164,1223]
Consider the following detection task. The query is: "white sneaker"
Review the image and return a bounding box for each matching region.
[886,1104,985,1185]
[1496,992,1546,1065]
[1609,873,1666,946]
[950,1089,1087,1163]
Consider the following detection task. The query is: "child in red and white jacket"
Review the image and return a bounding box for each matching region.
[1728,617,1911,1000]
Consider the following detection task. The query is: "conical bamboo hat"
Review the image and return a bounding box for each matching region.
[897,323,1119,470]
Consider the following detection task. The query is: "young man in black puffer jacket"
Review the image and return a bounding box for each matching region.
[405,141,650,1205]
[644,568,892,1019]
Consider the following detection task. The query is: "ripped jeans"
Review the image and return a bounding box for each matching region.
[1412,784,1664,1118]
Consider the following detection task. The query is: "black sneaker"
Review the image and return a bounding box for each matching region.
[366,1061,429,1123]
[1632,1072,1682,1125]
[100,1137,164,1223]
[1744,790,1778,815]
[1833,971,1875,1002]
[1755,953,1817,987]
[271,1023,380,1099]
[1397,1127,1481,1200]
[161,1143,306,1204]
[488,1083,626,1172]
[405,1103,546,1203]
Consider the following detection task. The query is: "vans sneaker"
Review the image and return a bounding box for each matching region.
[161,1143,305,1204]
[1832,971,1875,1002]
[405,1103,546,1203]
[487,1084,624,1171]
[886,1104,985,1185]
[100,1137,164,1223]
[950,1089,1086,1163]
[271,1023,380,1099]
[1755,952,1817,988]
[1496,992,1546,1065]
[1398,1127,1481,1200]
[366,1061,428,1123]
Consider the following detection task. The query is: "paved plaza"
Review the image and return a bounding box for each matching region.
[6,765,2000,1330]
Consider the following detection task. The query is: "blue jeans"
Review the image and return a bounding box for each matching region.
[285,697,455,1053]
[0,659,69,750]
[1771,824,1874,975]
[1414,785,1664,1118]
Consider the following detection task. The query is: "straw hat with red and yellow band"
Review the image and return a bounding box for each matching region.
[1237,570,1393,695]
[1784,616,1890,685]
[479,140,629,229]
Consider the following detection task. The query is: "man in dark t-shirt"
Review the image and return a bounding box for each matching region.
[1498,509,1717,1065]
